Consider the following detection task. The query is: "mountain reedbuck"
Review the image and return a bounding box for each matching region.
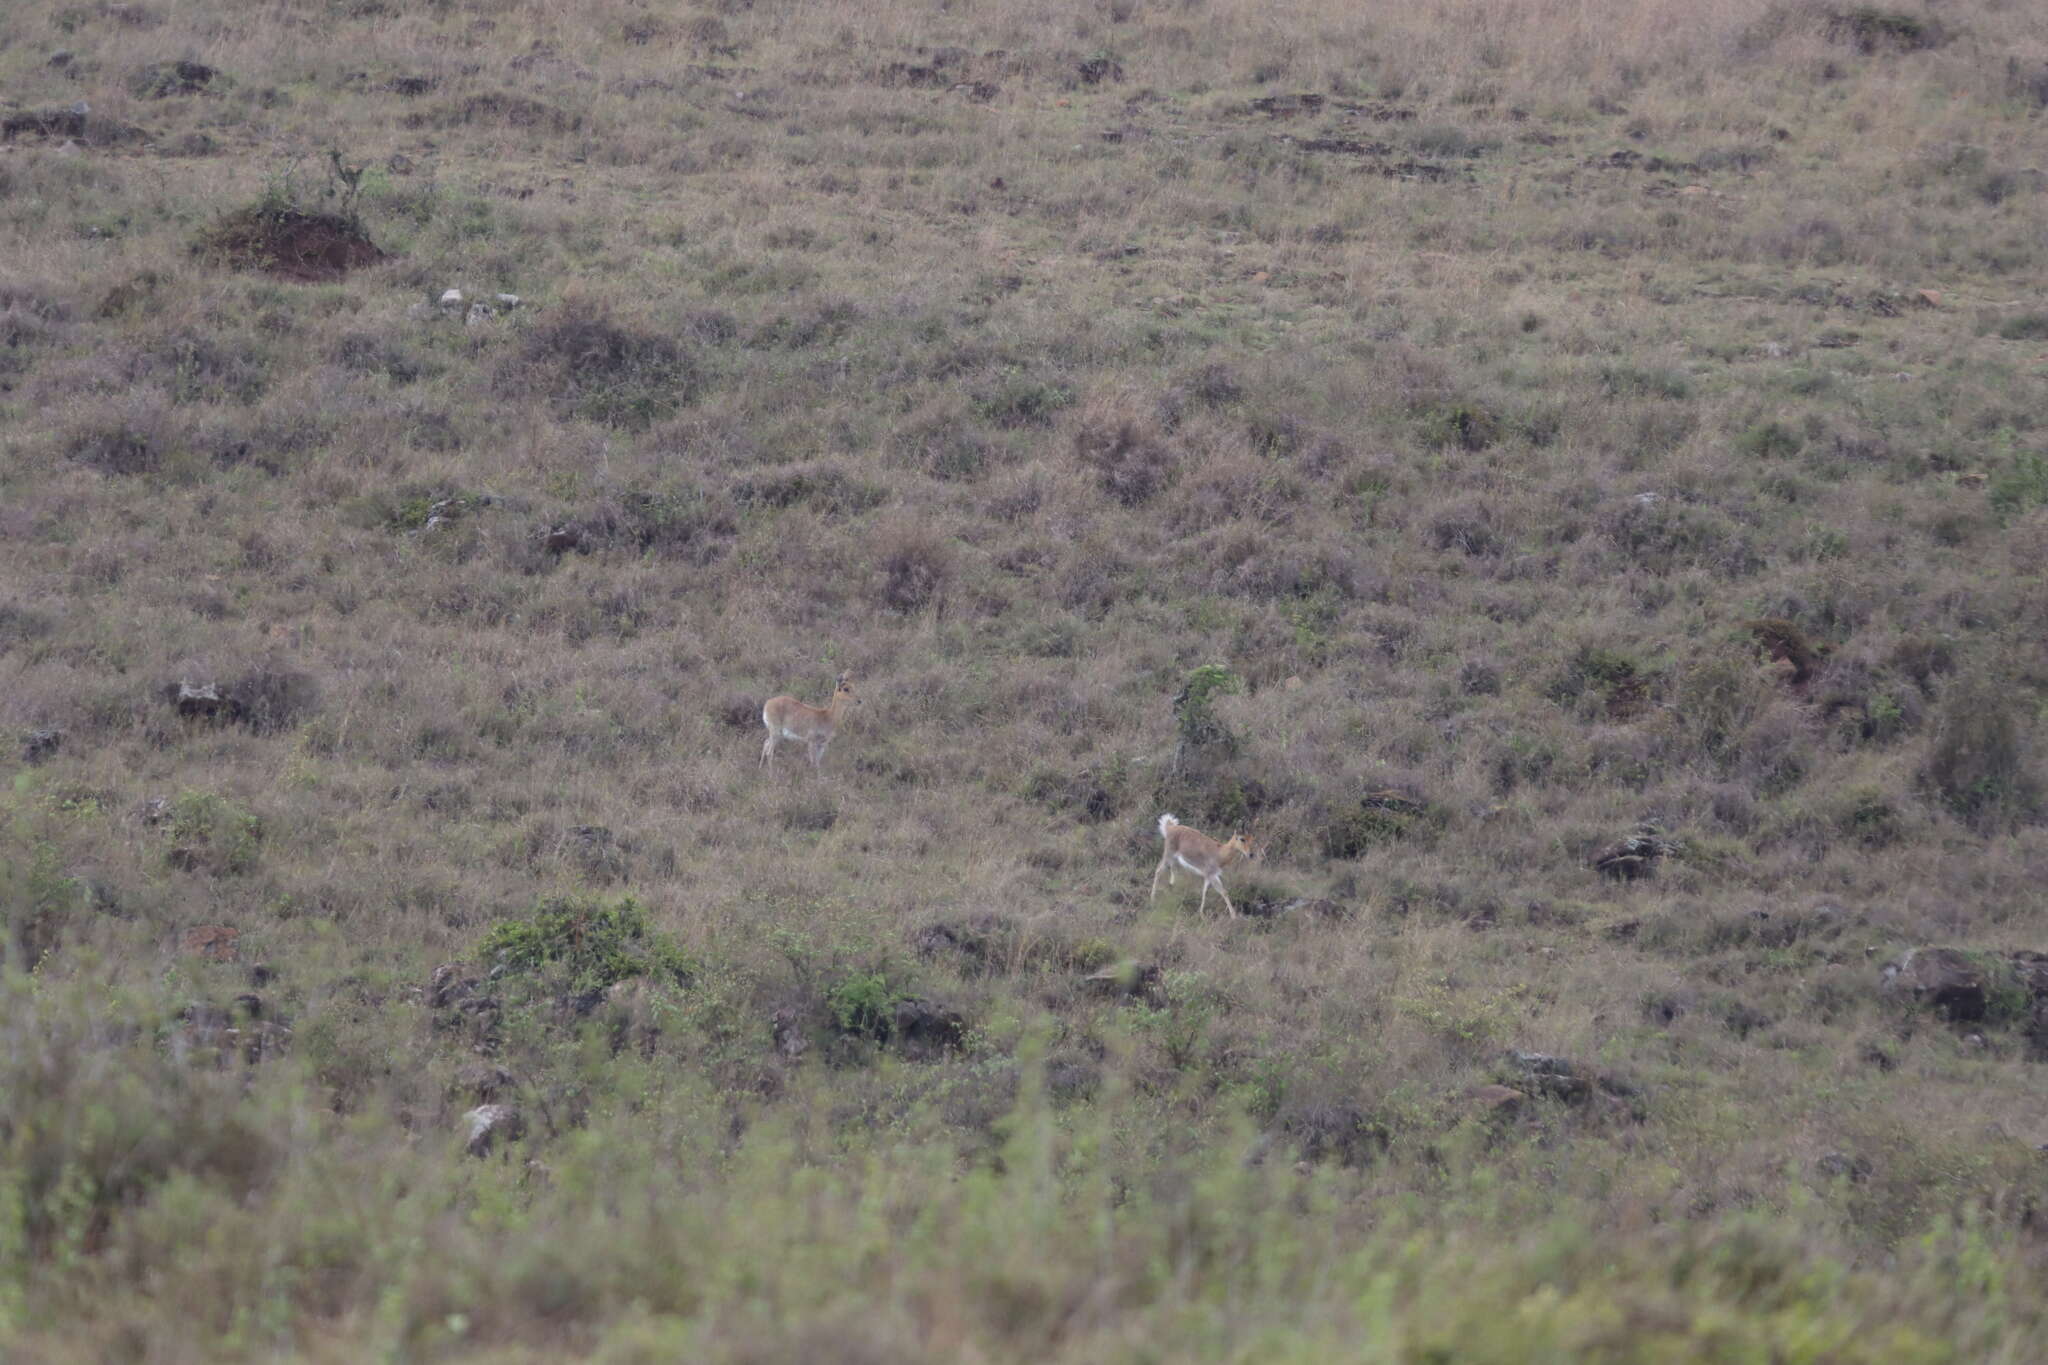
[760,673,858,771]
[1150,813,1259,918]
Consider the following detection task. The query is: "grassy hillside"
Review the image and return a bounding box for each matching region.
[4,0,2048,1357]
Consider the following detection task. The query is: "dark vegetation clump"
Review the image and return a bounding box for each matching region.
[1271,1091,1390,1168]
[1023,762,1126,823]
[0,288,71,389]
[127,59,216,97]
[1416,399,1503,451]
[1992,313,2048,342]
[406,92,582,133]
[911,914,1028,976]
[1321,789,1432,859]
[478,895,693,996]
[1920,671,2042,831]
[1172,664,1244,762]
[158,791,263,877]
[2006,59,2048,109]
[975,375,1074,428]
[67,415,169,475]
[1,104,148,145]
[1746,618,1828,685]
[1823,7,1948,54]
[193,204,385,282]
[896,409,993,482]
[735,462,888,517]
[502,302,702,429]
[334,331,427,384]
[203,668,321,735]
[876,523,952,613]
[1073,404,1176,507]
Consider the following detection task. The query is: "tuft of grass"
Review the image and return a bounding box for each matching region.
[500,302,702,430]
[1992,312,2048,341]
[1823,7,1949,54]
[1920,670,2042,832]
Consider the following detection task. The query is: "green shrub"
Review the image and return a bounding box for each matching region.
[501,303,702,430]
[1993,313,2048,341]
[974,376,1074,428]
[1320,790,1430,858]
[163,792,263,877]
[1598,364,1692,400]
[1548,645,1657,718]
[1920,670,2041,831]
[1986,448,2048,520]
[1416,400,1503,451]
[1835,785,1904,847]
[1824,8,1947,54]
[1173,664,1244,759]
[1,842,77,972]
[478,895,693,995]
[1737,420,1804,459]
[825,971,901,1039]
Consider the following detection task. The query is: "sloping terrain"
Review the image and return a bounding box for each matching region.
[3,0,2047,1358]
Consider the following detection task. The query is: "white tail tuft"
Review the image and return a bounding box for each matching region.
[1158,813,1180,837]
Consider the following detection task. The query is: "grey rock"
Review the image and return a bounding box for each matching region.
[165,681,244,723]
[463,1104,524,1157]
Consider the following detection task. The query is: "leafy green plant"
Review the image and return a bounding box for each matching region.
[973,376,1074,429]
[1921,670,2041,831]
[1993,312,2048,341]
[1321,790,1432,858]
[1173,664,1245,761]
[478,895,693,995]
[1737,420,1804,459]
[1416,399,1503,451]
[163,792,263,877]
[1,841,76,972]
[825,971,901,1039]
[1130,970,1214,1069]
[1824,7,1946,54]
[1987,448,2048,520]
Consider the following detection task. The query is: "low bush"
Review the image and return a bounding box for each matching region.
[478,895,694,996]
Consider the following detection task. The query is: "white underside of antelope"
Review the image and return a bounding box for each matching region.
[760,713,833,768]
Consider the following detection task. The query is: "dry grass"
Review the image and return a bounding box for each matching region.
[3,0,2048,1357]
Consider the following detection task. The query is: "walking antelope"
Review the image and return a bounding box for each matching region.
[1150,813,1259,918]
[760,673,858,770]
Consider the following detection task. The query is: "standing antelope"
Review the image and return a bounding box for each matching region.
[760,673,858,771]
[1150,813,1258,918]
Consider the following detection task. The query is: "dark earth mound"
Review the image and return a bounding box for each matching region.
[193,205,385,282]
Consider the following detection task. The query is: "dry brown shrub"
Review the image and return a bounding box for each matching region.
[874,521,953,614]
[1071,389,1177,508]
[498,300,701,430]
[1168,453,1300,535]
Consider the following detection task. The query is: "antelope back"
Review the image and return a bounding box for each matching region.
[1168,823,1226,867]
